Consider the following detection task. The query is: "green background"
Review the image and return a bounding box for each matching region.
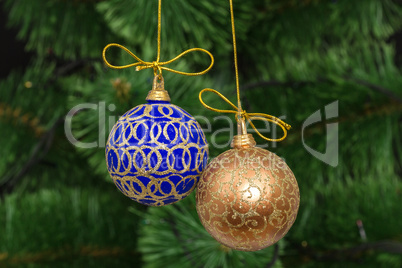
[0,0,401,267]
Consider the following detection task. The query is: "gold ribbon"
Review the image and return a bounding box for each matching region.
[199,88,291,142]
[102,43,214,77]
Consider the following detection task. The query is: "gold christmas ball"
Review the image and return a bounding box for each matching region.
[196,134,300,251]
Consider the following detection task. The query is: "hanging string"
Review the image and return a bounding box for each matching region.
[199,0,291,142]
[229,0,242,117]
[102,0,214,78]
[156,0,162,64]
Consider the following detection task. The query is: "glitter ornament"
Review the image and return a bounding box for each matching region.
[196,134,299,251]
[106,77,208,206]
[196,0,299,251]
[102,0,214,206]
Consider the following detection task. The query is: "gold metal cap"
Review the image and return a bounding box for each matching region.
[231,134,256,149]
[146,75,171,102]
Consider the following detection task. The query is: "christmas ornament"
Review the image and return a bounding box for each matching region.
[196,0,299,251]
[196,131,299,251]
[103,0,214,206]
[106,76,209,206]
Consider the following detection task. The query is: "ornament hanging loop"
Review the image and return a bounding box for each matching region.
[237,114,248,136]
[153,75,164,91]
[233,114,255,148]
[152,62,163,77]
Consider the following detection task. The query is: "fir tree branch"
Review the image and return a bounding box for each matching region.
[241,79,318,91]
[266,244,279,268]
[0,245,139,266]
[241,77,402,104]
[283,102,402,145]
[299,240,402,261]
[166,213,201,268]
[0,117,64,198]
[344,76,402,104]
[54,58,100,78]
[393,117,402,177]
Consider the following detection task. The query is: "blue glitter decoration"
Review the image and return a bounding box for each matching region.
[106,100,208,206]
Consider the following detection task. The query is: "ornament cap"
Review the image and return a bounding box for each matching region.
[146,75,171,102]
[231,134,256,149]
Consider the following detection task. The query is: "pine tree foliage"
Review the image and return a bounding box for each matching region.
[0,61,62,183]
[0,187,143,267]
[4,0,116,59]
[0,0,401,267]
[133,193,283,268]
[96,0,253,57]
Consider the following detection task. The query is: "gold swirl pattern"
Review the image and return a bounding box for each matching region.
[106,101,208,206]
[196,147,300,251]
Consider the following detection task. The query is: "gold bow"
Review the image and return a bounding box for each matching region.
[102,43,214,77]
[199,88,291,142]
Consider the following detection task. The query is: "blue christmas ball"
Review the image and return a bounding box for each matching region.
[106,100,208,206]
